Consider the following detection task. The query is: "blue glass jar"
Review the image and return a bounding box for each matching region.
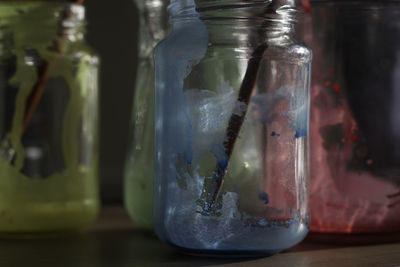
[154,0,311,256]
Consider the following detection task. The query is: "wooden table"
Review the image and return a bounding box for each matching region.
[0,206,399,267]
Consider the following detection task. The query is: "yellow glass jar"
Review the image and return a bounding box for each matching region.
[0,2,100,234]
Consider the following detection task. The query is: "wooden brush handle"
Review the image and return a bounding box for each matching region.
[203,43,268,214]
[22,0,84,132]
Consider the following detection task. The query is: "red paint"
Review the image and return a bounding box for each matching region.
[333,83,340,94]
[351,134,359,143]
[324,81,331,87]
[301,0,311,12]
[312,66,318,73]
[338,106,343,111]
[328,67,334,73]
[311,85,316,95]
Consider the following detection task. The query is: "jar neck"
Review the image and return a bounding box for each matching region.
[135,0,169,57]
[0,3,86,47]
[169,0,297,46]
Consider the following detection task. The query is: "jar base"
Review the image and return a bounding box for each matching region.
[307,232,400,245]
[157,219,309,257]
[173,244,279,258]
[0,229,84,240]
[0,199,99,234]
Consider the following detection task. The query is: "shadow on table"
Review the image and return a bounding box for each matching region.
[2,228,399,267]
[1,206,397,267]
[0,229,263,267]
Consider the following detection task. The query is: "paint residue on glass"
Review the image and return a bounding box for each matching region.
[154,0,310,251]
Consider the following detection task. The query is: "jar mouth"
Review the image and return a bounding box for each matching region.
[0,2,85,32]
[196,0,272,12]
[197,0,297,28]
[168,0,197,15]
[195,0,295,11]
[309,0,400,2]
[305,0,400,10]
[169,0,297,26]
[0,2,85,21]
[0,2,85,42]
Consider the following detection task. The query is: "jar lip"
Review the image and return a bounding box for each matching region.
[169,0,297,24]
[195,0,272,11]
[0,3,86,42]
[168,0,196,14]
[196,1,297,27]
[305,0,400,10]
[0,2,85,21]
[168,0,201,22]
[309,0,400,2]
[195,0,296,11]
[65,4,85,21]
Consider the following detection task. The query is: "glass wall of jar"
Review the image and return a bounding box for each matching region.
[123,0,169,231]
[154,0,311,255]
[0,2,100,234]
[297,0,400,237]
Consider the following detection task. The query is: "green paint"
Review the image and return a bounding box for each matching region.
[124,58,155,230]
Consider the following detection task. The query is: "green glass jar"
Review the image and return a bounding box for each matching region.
[0,2,100,234]
[123,0,168,230]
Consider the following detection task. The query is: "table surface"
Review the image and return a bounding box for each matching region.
[0,206,399,267]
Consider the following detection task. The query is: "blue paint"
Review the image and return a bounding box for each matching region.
[154,0,209,244]
[258,219,268,227]
[294,128,307,139]
[251,93,284,124]
[276,209,284,214]
[185,109,193,165]
[251,87,309,139]
[259,192,270,204]
[154,0,209,166]
[153,0,310,255]
[210,144,228,170]
[289,88,309,139]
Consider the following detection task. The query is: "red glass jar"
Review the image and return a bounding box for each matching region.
[297,0,400,237]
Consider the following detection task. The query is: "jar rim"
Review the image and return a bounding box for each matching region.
[169,0,297,25]
[0,2,85,22]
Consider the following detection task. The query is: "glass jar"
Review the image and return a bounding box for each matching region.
[297,0,400,237]
[154,0,312,255]
[0,2,100,234]
[123,0,169,230]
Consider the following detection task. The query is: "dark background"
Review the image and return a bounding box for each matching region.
[85,0,138,204]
